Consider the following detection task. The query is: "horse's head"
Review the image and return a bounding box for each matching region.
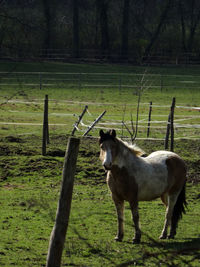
[99,129,117,170]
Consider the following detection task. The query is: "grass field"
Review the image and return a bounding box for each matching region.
[0,61,200,266]
[0,61,200,140]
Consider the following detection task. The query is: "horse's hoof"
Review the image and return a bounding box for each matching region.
[167,235,175,239]
[159,234,167,239]
[115,237,123,242]
[132,238,140,244]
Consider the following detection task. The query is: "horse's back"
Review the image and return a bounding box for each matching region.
[136,150,186,201]
[146,150,186,193]
[146,150,186,173]
[146,150,179,161]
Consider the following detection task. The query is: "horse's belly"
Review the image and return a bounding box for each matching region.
[138,185,166,201]
[137,173,168,201]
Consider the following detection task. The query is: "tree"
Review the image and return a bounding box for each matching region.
[177,0,200,53]
[96,0,110,55]
[72,0,79,58]
[144,0,173,57]
[121,0,130,59]
[186,0,200,52]
[178,0,187,52]
[42,0,57,51]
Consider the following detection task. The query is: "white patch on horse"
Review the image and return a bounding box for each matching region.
[103,148,112,169]
[136,156,168,201]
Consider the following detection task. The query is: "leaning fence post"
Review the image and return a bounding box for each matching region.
[46,137,80,267]
[71,105,88,136]
[83,110,106,136]
[147,101,152,138]
[42,94,49,156]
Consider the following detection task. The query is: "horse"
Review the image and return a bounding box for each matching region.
[99,129,187,244]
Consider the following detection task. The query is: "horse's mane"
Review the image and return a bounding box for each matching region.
[117,138,146,157]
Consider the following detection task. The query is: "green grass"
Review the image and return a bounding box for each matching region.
[0,136,200,266]
[0,61,200,266]
[0,76,199,140]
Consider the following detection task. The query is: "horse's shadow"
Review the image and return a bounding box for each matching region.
[141,233,200,252]
[118,236,200,267]
[124,236,200,249]
[122,231,200,253]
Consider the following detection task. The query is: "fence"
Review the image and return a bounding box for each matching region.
[0,70,199,154]
[1,98,199,141]
[1,71,200,91]
[2,48,200,65]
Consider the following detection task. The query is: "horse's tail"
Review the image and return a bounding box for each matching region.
[171,183,187,231]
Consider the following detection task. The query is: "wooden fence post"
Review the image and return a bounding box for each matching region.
[164,113,171,150]
[71,105,88,136]
[147,101,152,138]
[78,73,81,89]
[42,94,49,156]
[164,97,176,151]
[119,76,122,92]
[83,110,106,136]
[121,104,126,139]
[39,72,42,90]
[170,97,176,151]
[46,137,80,267]
[160,74,163,92]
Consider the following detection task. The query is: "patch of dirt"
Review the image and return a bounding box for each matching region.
[22,157,63,174]
[186,159,200,184]
[47,149,65,157]
[5,136,24,143]
[2,183,24,190]
[0,144,35,156]
[0,145,10,156]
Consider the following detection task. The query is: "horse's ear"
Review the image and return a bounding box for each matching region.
[110,129,116,138]
[99,129,104,137]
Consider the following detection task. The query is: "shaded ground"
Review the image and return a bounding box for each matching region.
[0,134,199,185]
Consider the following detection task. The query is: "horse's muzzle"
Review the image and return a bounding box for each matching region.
[103,163,112,170]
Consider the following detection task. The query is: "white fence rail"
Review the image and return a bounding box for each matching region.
[1,72,200,91]
[1,99,199,140]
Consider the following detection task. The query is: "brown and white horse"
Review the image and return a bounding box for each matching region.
[99,129,187,244]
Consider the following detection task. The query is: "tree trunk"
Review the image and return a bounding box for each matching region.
[179,0,187,52]
[96,0,110,56]
[187,1,200,52]
[121,0,130,59]
[42,0,56,53]
[144,0,172,58]
[72,0,79,58]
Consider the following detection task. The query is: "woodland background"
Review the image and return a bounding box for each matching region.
[1,0,200,64]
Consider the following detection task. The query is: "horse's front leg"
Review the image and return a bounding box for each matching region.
[130,201,141,244]
[113,196,124,242]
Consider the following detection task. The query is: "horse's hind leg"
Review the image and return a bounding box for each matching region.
[113,196,124,242]
[160,193,178,239]
[130,201,141,244]
[161,193,168,206]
